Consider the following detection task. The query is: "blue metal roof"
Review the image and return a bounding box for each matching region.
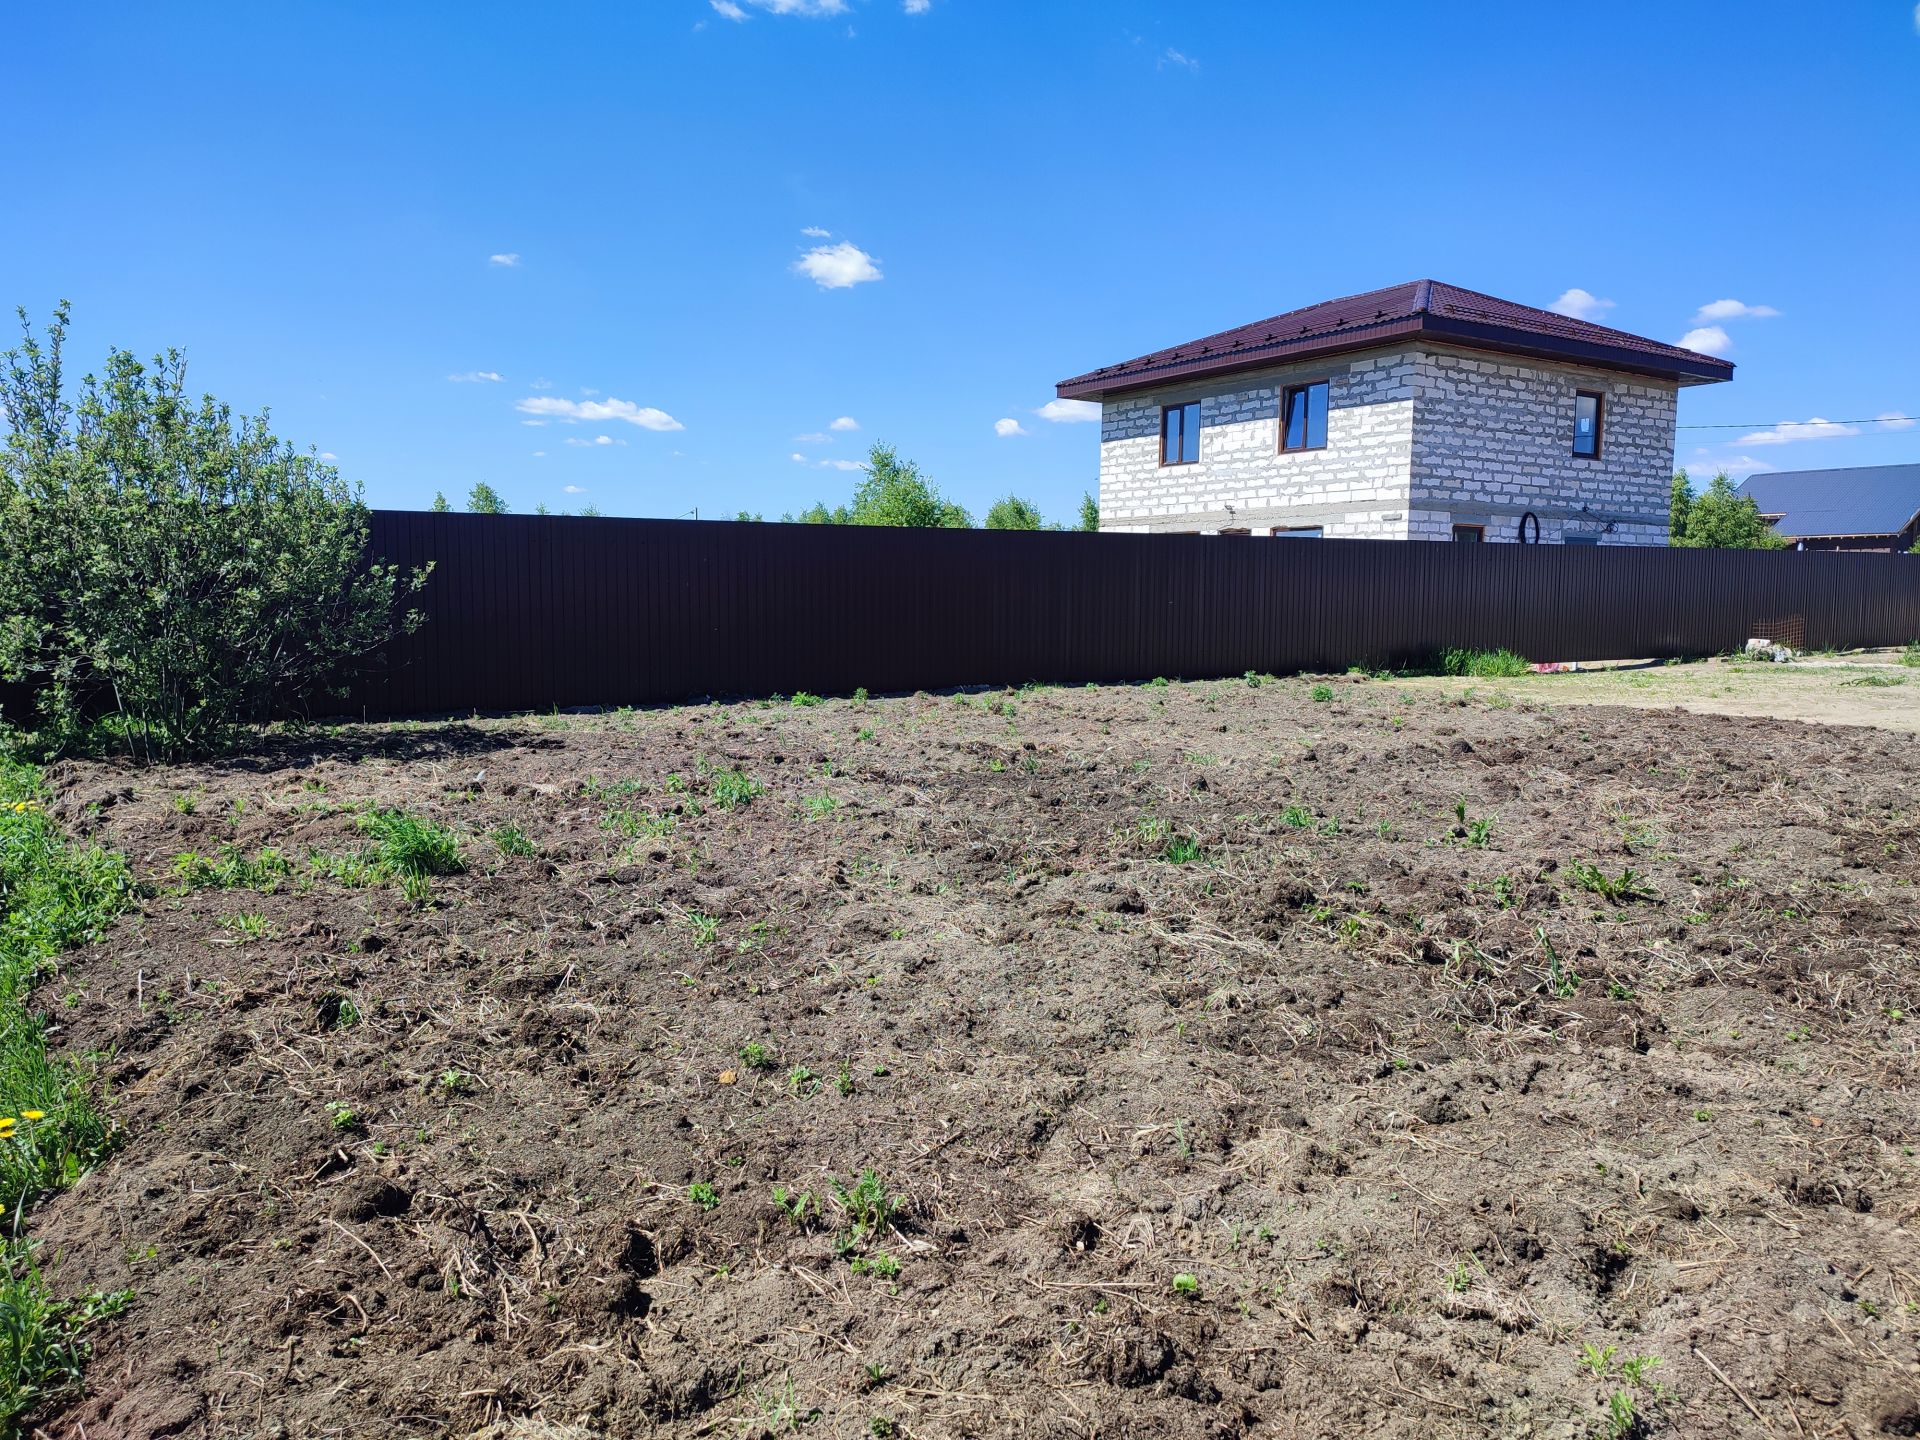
[1736,463,1920,539]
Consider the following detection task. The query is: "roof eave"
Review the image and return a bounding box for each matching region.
[1057,317,1733,400]
[1417,315,1734,386]
[1054,319,1428,400]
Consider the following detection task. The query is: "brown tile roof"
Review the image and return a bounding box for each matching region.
[1055,280,1734,400]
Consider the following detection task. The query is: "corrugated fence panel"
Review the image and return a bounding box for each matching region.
[346,513,1920,716]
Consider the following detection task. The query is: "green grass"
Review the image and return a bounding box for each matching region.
[356,808,463,877]
[1441,648,1531,678]
[0,1243,132,1434]
[348,808,464,900]
[0,760,137,1433]
[1566,860,1656,903]
[171,843,290,891]
[0,761,130,1214]
[488,824,535,858]
[699,760,763,810]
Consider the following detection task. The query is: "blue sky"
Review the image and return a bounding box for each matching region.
[7,2,1918,521]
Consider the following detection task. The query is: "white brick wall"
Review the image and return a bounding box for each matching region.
[1410,347,1678,545]
[1094,342,1680,545]
[1096,351,1416,538]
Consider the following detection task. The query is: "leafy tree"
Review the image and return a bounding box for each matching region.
[791,501,851,525]
[1668,473,1691,544]
[800,443,971,528]
[466,481,509,515]
[1078,492,1100,532]
[733,511,764,522]
[1670,469,1784,549]
[533,502,551,516]
[985,494,1044,530]
[430,491,451,513]
[577,503,602,517]
[0,303,428,761]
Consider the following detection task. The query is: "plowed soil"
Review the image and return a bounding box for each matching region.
[22,677,1920,1438]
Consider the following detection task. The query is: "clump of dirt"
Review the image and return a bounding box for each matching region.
[22,677,1920,1437]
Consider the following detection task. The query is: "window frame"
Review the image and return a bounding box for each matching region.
[1280,379,1331,454]
[1451,523,1486,543]
[1269,525,1324,538]
[1159,401,1201,467]
[1572,389,1605,459]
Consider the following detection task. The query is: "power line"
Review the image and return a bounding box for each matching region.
[1677,415,1914,430]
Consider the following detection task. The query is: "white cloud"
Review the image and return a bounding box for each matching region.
[994,417,1028,437]
[1677,325,1733,356]
[792,453,864,470]
[532,450,546,457]
[829,415,859,431]
[793,431,832,444]
[794,241,882,289]
[1159,47,1199,71]
[521,419,549,427]
[448,370,503,383]
[1736,417,1863,446]
[1035,398,1101,423]
[564,434,624,448]
[488,253,521,267]
[903,0,930,11]
[1548,288,1615,322]
[1693,298,1780,323]
[1876,411,1916,430]
[729,0,848,14]
[790,452,808,463]
[529,377,553,390]
[515,396,685,431]
[564,485,586,494]
[800,225,831,238]
[319,451,338,461]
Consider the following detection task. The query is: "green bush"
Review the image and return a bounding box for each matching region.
[1441,648,1531,679]
[0,304,430,760]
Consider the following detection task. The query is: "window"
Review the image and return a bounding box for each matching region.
[1217,527,1252,536]
[1270,526,1324,538]
[1564,533,1600,546]
[1452,524,1485,543]
[1160,402,1200,465]
[1572,390,1604,458]
[1281,380,1329,452]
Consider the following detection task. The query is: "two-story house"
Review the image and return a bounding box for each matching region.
[1055,280,1733,544]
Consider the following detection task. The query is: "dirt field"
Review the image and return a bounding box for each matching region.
[1394,650,1920,735]
[23,676,1920,1439]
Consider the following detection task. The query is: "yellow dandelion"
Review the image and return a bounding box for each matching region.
[19,1110,44,1121]
[0,1118,15,1130]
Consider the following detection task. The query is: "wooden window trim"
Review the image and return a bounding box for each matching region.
[1572,389,1605,460]
[1280,379,1330,453]
[1160,402,1200,467]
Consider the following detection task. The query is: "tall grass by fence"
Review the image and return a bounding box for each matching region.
[345,511,1920,716]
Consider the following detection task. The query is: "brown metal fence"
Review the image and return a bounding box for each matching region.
[347,510,1920,715]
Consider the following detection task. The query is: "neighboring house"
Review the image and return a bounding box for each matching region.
[1736,464,1920,552]
[1056,280,1732,543]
